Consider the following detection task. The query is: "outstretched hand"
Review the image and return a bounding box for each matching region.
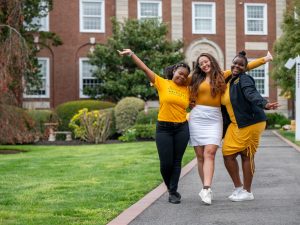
[117,49,133,56]
[265,102,279,110]
[264,51,273,63]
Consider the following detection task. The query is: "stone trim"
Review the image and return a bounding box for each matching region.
[245,42,268,50]
[116,0,128,22]
[171,0,183,40]
[225,0,236,69]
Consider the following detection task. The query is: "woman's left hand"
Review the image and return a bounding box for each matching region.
[265,102,279,110]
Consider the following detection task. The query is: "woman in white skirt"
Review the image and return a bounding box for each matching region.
[188,52,272,205]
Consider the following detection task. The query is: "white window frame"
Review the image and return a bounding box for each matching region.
[248,59,269,97]
[137,0,162,21]
[80,0,105,33]
[244,3,268,35]
[24,57,50,98]
[79,58,99,98]
[192,2,216,34]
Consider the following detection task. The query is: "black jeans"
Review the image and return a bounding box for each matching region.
[155,121,189,194]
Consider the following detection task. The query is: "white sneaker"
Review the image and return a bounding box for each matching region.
[199,188,212,205]
[231,189,254,202]
[228,186,243,200]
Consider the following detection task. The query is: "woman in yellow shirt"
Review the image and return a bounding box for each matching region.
[118,49,190,204]
[188,52,273,205]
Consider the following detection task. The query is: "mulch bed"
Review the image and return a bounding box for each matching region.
[0,139,154,149]
[0,150,27,154]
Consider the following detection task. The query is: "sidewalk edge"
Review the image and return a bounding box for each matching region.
[272,130,300,153]
[106,158,197,225]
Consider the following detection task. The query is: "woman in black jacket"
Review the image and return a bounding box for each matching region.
[221,51,278,202]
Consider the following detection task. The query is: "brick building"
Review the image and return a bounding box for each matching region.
[23,0,289,116]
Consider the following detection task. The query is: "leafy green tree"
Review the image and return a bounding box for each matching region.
[272,0,300,117]
[0,0,62,106]
[87,18,184,102]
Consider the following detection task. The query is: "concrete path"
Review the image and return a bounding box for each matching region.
[128,130,300,225]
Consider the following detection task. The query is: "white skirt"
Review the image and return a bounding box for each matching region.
[188,105,223,147]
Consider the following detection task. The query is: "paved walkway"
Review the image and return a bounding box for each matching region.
[110,131,300,225]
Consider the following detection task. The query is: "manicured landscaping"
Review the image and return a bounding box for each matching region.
[0,142,195,225]
[278,130,300,147]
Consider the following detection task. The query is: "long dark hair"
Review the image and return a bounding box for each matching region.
[164,62,190,80]
[190,53,226,101]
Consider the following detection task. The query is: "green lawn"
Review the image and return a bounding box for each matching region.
[278,130,300,146]
[0,142,195,225]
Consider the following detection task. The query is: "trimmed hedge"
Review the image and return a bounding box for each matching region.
[114,97,145,134]
[135,108,158,124]
[55,100,115,131]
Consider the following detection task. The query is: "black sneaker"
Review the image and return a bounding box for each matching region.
[168,192,181,204]
[173,191,181,200]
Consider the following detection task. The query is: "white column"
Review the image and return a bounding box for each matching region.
[116,0,128,22]
[171,0,183,41]
[225,0,236,69]
[276,0,286,38]
[296,56,300,141]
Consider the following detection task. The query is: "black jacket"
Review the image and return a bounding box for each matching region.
[227,73,268,128]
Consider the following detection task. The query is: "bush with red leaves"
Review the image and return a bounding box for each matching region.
[0,104,38,144]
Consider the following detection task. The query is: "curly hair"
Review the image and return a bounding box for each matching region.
[164,62,190,80]
[189,53,226,102]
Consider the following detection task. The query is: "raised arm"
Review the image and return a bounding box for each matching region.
[118,49,155,83]
[223,51,273,79]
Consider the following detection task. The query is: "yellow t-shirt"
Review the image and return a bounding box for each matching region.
[193,57,266,107]
[195,81,221,107]
[154,74,189,122]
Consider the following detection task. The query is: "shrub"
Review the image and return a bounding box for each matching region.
[101,107,116,138]
[118,128,137,142]
[27,109,58,134]
[0,104,37,144]
[55,100,115,131]
[114,97,145,134]
[69,108,112,143]
[133,124,156,139]
[135,108,158,124]
[118,124,156,142]
[266,112,290,129]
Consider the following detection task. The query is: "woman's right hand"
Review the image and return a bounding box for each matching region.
[265,102,279,110]
[117,49,134,57]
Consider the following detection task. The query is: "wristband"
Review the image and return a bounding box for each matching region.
[128,51,134,57]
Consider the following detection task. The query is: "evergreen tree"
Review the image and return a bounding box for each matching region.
[87,18,185,102]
